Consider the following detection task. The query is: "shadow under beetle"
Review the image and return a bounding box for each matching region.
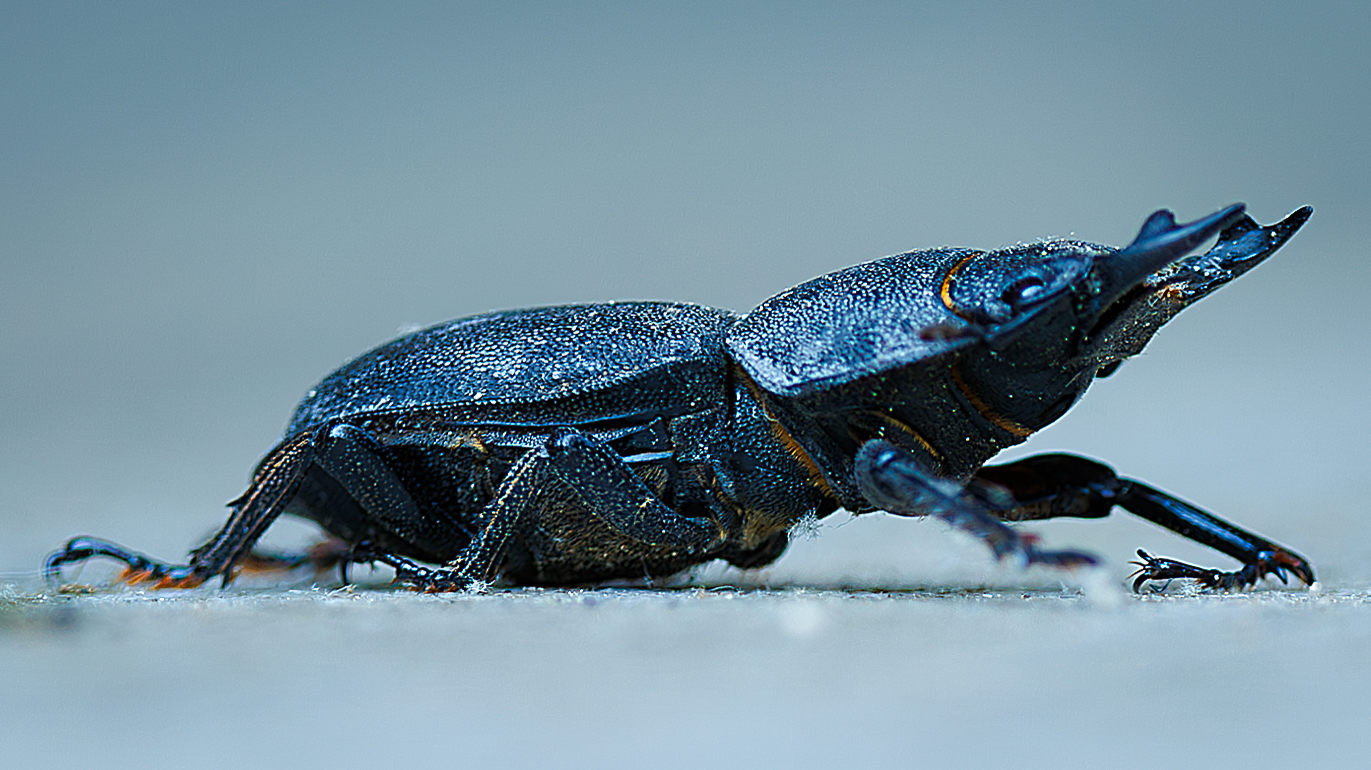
[46,204,1316,593]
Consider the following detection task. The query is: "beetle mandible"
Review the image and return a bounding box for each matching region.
[46,204,1315,592]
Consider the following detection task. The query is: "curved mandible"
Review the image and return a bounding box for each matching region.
[1092,204,1247,303]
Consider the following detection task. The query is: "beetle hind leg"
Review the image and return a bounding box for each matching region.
[44,536,205,589]
[43,431,318,590]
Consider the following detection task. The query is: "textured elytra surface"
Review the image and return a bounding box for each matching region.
[286,302,739,434]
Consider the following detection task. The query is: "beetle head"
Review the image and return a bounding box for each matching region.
[937,204,1311,441]
[728,205,1310,482]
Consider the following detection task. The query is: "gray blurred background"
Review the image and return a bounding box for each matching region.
[3,0,1365,583]
[2,3,1369,766]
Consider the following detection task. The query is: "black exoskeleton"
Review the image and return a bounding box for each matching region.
[47,204,1316,592]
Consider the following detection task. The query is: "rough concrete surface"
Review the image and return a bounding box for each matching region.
[4,577,1368,769]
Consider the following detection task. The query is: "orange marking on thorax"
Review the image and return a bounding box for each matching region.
[940,252,982,321]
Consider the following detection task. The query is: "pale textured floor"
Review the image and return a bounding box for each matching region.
[7,476,1364,770]
[4,550,1366,770]
[6,504,1367,769]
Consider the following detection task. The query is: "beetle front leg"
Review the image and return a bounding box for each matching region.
[1117,481,1313,591]
[853,440,1098,571]
[968,453,1315,591]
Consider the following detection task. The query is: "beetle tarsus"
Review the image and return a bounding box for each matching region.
[1129,548,1312,593]
[228,539,355,583]
[44,536,209,590]
[44,533,357,590]
[351,545,478,592]
[1116,482,1314,589]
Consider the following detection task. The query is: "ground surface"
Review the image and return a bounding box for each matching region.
[3,574,1365,769]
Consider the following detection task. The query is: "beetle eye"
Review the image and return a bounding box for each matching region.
[1002,276,1047,309]
[943,244,1092,325]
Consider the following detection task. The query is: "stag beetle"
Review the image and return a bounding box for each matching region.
[47,204,1315,593]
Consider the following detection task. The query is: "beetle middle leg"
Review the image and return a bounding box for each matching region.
[307,423,473,564]
[369,427,723,591]
[969,453,1315,591]
[854,440,1099,570]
